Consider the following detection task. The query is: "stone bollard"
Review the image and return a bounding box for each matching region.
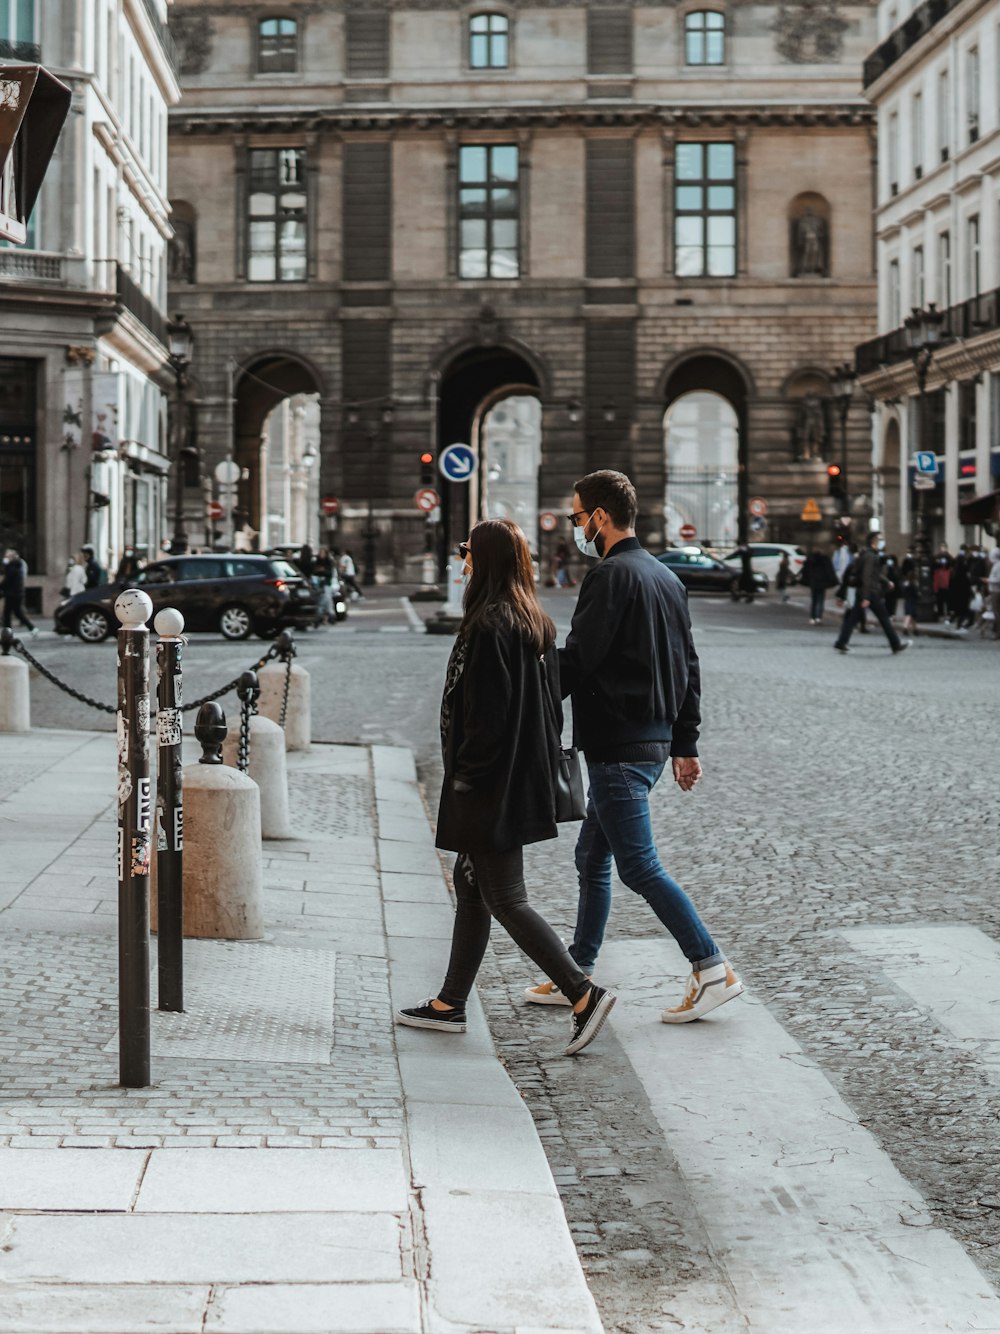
[258,636,310,751]
[222,712,291,839]
[426,560,466,635]
[0,628,30,733]
[153,702,264,941]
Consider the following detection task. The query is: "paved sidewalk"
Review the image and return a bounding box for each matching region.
[0,729,602,1334]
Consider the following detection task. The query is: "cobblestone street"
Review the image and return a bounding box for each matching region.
[18,588,1000,1331]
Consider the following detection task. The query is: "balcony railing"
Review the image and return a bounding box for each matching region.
[139,0,177,72]
[0,39,41,63]
[856,287,1000,376]
[862,0,964,88]
[0,249,65,282]
[115,261,167,346]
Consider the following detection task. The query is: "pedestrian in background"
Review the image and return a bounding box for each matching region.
[313,546,335,625]
[396,518,616,1057]
[900,571,920,638]
[524,470,742,1025]
[881,550,900,619]
[554,538,575,589]
[61,555,86,599]
[1,549,37,636]
[80,544,103,589]
[732,541,756,602]
[948,547,974,629]
[832,538,852,584]
[297,542,314,580]
[932,544,952,620]
[775,550,793,603]
[988,548,1000,639]
[834,530,910,655]
[801,545,837,623]
[339,549,363,601]
[114,547,141,583]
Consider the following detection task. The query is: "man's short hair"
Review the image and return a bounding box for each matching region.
[574,470,638,530]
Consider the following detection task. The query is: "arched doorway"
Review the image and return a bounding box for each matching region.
[662,353,749,548]
[436,344,542,567]
[232,353,323,547]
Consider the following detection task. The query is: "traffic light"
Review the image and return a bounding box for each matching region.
[420,451,435,485]
[826,463,847,507]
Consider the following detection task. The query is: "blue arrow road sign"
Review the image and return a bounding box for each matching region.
[915,451,938,474]
[440,443,477,483]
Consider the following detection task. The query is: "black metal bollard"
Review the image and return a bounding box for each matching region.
[115,590,154,1088]
[236,670,259,775]
[1,627,13,655]
[154,609,185,1013]
[195,701,227,764]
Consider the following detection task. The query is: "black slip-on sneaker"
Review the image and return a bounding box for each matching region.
[395,999,467,1033]
[565,985,616,1056]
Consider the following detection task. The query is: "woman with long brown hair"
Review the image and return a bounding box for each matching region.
[396,518,616,1056]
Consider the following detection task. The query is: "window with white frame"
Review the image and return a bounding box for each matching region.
[938,230,951,308]
[469,13,509,69]
[888,257,901,327]
[938,67,950,163]
[887,110,899,196]
[967,213,980,298]
[912,245,924,308]
[684,12,725,66]
[674,141,737,277]
[911,90,923,180]
[0,0,36,58]
[247,147,307,281]
[967,46,980,144]
[458,144,519,279]
[258,17,298,74]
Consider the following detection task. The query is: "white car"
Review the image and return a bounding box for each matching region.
[720,543,806,583]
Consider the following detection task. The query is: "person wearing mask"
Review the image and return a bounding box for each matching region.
[524,470,742,1025]
[61,555,87,599]
[396,519,616,1057]
[1,549,37,635]
[834,530,910,654]
[80,545,103,590]
[114,547,141,583]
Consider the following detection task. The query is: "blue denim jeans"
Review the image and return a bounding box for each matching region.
[569,761,724,974]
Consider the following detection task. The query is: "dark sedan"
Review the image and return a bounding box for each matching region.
[656,548,769,596]
[54,554,318,643]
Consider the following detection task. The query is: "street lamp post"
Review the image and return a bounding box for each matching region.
[904,303,946,621]
[830,363,856,525]
[347,400,393,587]
[166,314,194,556]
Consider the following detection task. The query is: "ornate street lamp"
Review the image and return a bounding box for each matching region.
[904,302,946,620]
[830,362,856,521]
[165,313,194,556]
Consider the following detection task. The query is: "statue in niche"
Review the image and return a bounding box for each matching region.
[792,208,828,277]
[168,219,195,284]
[796,394,826,459]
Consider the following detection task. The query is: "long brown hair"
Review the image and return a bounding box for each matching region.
[462,519,555,655]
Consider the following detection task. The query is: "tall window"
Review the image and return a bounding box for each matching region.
[888,257,900,327]
[247,148,307,282]
[967,213,980,298]
[258,17,297,74]
[887,110,899,195]
[938,230,951,308]
[966,46,980,143]
[0,0,36,58]
[912,90,923,180]
[685,12,725,66]
[458,144,519,279]
[674,142,736,277]
[469,13,509,69]
[938,68,950,162]
[912,245,924,308]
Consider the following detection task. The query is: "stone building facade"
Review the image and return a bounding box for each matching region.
[858,0,1000,554]
[0,0,179,609]
[168,0,879,574]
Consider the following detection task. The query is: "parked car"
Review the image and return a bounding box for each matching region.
[656,547,769,596]
[720,543,806,583]
[265,546,348,622]
[54,554,318,643]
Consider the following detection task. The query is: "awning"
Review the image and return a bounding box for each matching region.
[958,489,1000,525]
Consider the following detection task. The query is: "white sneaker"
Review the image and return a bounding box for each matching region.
[523,980,572,1007]
[661,962,743,1024]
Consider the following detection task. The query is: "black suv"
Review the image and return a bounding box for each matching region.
[54,554,318,643]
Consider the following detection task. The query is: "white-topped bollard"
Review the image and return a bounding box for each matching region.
[258,635,310,751]
[152,701,264,941]
[0,628,30,732]
[222,708,291,839]
[426,560,466,634]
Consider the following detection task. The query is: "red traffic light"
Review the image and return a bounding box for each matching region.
[826,464,842,477]
[420,452,433,464]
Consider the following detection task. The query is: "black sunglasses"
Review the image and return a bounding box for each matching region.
[458,542,470,558]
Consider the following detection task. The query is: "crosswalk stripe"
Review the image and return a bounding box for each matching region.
[599,939,1000,1333]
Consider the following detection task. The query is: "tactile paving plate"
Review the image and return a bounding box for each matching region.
[105,941,336,1065]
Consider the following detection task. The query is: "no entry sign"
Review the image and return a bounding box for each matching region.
[415,487,441,513]
[321,496,339,516]
[206,500,224,521]
[539,511,559,533]
[679,523,697,541]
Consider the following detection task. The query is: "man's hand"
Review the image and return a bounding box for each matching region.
[672,756,702,792]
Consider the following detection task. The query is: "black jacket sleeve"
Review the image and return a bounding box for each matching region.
[453,628,513,788]
[671,622,702,758]
[558,567,627,699]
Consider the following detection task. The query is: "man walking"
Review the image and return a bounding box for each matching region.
[833,530,910,655]
[1,549,38,635]
[525,470,742,1024]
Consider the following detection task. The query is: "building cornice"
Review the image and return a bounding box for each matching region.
[169,100,875,135]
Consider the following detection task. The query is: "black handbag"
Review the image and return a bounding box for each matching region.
[541,659,587,823]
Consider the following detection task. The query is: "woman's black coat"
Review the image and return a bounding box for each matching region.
[436,623,561,855]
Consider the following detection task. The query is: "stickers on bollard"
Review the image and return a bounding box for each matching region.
[136,695,149,738]
[156,796,167,852]
[137,777,151,832]
[157,708,182,747]
[116,715,131,804]
[174,804,184,851]
[174,674,183,707]
[117,827,124,880]
[130,834,150,877]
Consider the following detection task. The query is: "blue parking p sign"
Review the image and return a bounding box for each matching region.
[915,451,937,474]
[439,443,477,483]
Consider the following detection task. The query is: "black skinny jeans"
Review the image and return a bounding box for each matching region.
[2,596,34,631]
[439,849,590,1009]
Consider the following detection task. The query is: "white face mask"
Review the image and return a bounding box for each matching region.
[573,511,603,559]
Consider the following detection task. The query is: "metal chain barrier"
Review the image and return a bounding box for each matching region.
[0,625,297,723]
[235,670,260,775]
